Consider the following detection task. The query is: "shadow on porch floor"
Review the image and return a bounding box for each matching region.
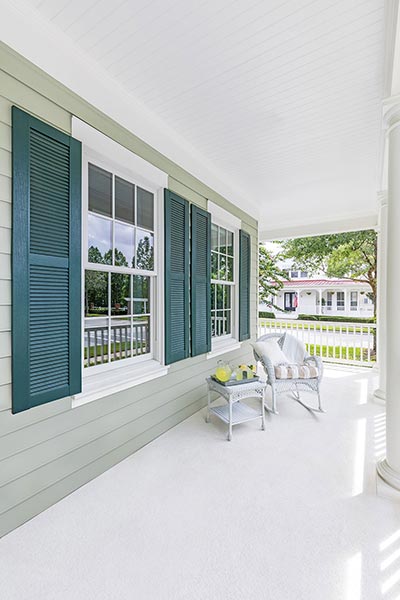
[0,366,398,600]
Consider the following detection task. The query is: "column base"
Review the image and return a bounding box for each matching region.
[377,458,400,491]
[373,388,386,402]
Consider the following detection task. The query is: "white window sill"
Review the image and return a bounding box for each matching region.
[207,339,241,360]
[72,360,169,408]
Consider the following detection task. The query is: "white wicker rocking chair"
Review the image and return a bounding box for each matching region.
[253,332,324,414]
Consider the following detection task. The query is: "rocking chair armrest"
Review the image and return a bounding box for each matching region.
[305,355,323,381]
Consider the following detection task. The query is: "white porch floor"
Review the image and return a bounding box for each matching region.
[1,366,399,600]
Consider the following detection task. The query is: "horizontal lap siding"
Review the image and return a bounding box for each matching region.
[0,53,258,537]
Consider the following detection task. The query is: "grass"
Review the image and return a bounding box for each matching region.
[305,343,376,362]
[84,341,147,364]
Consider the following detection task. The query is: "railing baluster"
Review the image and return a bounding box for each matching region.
[367,325,371,363]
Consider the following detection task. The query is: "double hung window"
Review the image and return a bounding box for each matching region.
[337,291,345,311]
[350,291,358,310]
[84,161,156,369]
[211,224,235,337]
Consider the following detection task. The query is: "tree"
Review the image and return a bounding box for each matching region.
[258,245,289,310]
[136,236,154,270]
[280,230,377,314]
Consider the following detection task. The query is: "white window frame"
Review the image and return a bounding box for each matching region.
[207,202,241,358]
[71,118,169,405]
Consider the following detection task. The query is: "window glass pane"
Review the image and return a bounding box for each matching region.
[291,270,298,278]
[137,187,154,231]
[110,316,132,362]
[227,231,234,256]
[211,252,218,280]
[216,284,223,309]
[84,320,109,368]
[84,270,109,368]
[218,227,227,253]
[136,229,154,270]
[88,214,112,265]
[115,222,135,267]
[132,275,150,315]
[133,315,150,356]
[89,164,112,217]
[224,285,231,309]
[211,224,219,252]
[226,256,234,282]
[84,270,108,317]
[115,176,135,225]
[111,273,130,315]
[219,255,227,280]
[225,310,232,334]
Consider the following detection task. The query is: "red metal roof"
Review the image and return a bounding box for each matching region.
[281,279,369,288]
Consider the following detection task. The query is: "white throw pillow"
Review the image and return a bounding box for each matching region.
[254,340,288,366]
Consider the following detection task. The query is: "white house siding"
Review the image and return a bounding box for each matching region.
[0,44,258,537]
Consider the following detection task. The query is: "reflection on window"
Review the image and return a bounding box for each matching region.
[115,176,135,224]
[89,164,112,217]
[87,164,154,271]
[88,213,112,265]
[84,271,151,368]
[114,222,135,267]
[211,223,235,338]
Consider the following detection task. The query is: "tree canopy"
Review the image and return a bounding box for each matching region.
[258,245,289,309]
[280,230,377,309]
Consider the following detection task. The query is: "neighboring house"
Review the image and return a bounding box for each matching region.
[260,266,374,319]
[0,43,257,537]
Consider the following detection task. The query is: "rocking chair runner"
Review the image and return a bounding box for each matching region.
[253,333,324,414]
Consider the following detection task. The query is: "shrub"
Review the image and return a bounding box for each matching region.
[297,314,375,324]
[259,311,275,319]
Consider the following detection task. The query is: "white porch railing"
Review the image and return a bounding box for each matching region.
[258,318,376,366]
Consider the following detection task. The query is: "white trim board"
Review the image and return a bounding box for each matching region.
[72,118,168,190]
[260,212,378,242]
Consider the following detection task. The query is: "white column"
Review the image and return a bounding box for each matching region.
[374,192,388,401]
[377,106,400,490]
[318,290,322,315]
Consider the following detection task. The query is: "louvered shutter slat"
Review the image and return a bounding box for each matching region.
[191,205,211,356]
[12,107,82,413]
[239,230,251,342]
[164,190,189,364]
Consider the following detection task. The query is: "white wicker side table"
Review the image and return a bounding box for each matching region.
[206,377,266,441]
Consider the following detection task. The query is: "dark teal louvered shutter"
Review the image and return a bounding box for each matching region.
[191,205,211,356]
[164,190,189,364]
[12,107,82,414]
[239,229,251,341]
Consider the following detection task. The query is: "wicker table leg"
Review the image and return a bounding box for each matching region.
[228,399,233,441]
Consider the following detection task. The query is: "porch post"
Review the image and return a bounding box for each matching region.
[318,289,322,315]
[374,192,388,401]
[377,105,400,490]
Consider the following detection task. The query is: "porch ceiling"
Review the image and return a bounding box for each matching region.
[3,0,386,230]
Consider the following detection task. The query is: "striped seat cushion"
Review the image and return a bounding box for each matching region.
[274,363,319,379]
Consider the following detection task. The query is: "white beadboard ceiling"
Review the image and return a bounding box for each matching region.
[8,0,386,234]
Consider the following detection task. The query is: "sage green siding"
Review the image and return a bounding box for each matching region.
[0,42,258,538]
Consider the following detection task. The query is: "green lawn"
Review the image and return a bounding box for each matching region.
[305,343,375,362]
[84,340,147,365]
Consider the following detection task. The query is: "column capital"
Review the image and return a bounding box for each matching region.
[383,99,400,130]
[377,190,388,206]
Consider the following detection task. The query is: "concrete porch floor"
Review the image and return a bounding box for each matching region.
[0,366,399,600]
